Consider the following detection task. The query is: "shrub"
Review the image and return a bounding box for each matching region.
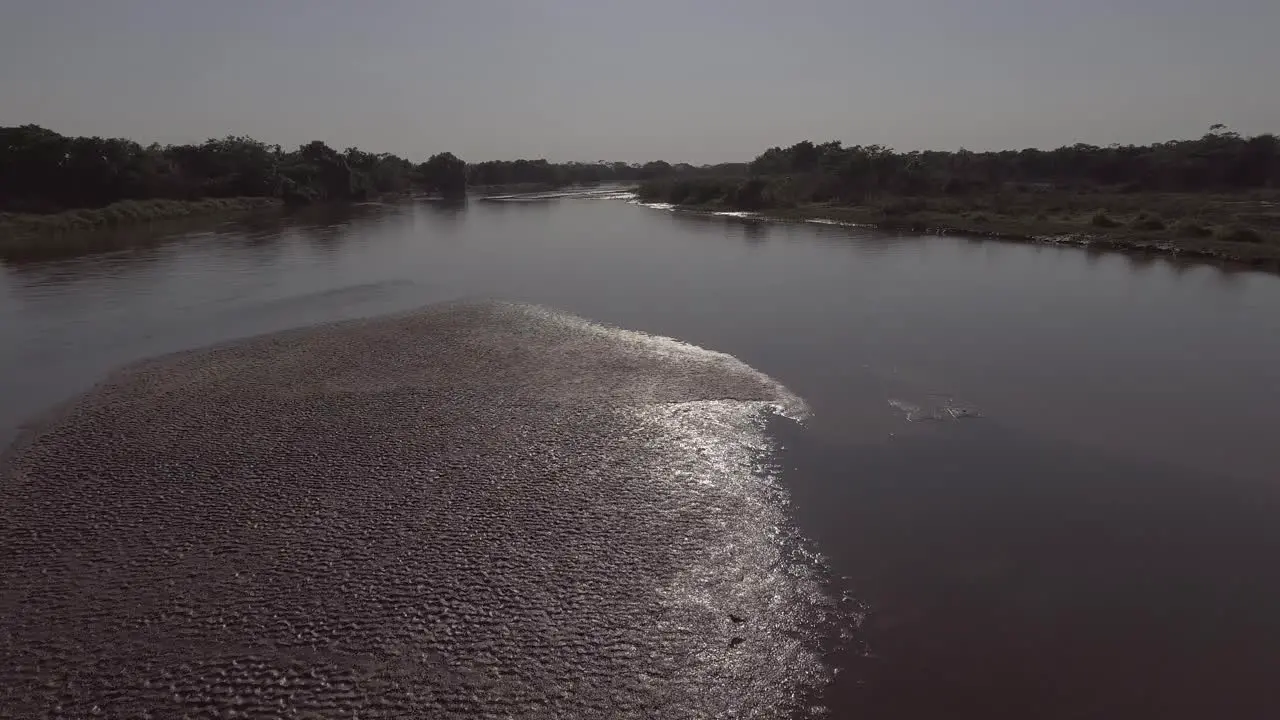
[881,197,928,216]
[1173,219,1212,238]
[1091,211,1120,228]
[0,197,280,243]
[809,176,845,203]
[666,182,692,205]
[635,178,735,206]
[1217,226,1266,244]
[730,178,769,210]
[687,179,732,205]
[1131,213,1166,231]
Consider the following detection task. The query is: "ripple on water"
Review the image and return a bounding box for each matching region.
[0,301,845,718]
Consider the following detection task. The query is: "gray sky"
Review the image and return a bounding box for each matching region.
[2,0,1277,163]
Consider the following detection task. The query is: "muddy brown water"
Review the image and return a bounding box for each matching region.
[3,194,1280,718]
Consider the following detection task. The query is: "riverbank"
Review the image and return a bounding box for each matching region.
[640,186,1280,268]
[0,197,282,241]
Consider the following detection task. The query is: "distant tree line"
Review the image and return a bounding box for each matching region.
[0,125,747,214]
[465,158,746,188]
[0,125,474,212]
[0,126,476,211]
[640,126,1280,209]
[10,124,1274,216]
[750,125,1280,195]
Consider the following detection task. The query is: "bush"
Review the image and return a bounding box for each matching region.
[635,178,735,206]
[730,178,770,210]
[1091,211,1120,228]
[809,176,845,203]
[1173,219,1212,237]
[1131,213,1166,231]
[666,182,692,205]
[687,179,733,205]
[881,197,928,216]
[0,197,281,241]
[1217,226,1266,244]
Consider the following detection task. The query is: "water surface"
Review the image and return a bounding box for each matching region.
[3,195,1280,717]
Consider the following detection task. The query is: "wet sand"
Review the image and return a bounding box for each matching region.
[0,302,836,718]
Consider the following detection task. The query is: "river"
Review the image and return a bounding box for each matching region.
[3,193,1280,717]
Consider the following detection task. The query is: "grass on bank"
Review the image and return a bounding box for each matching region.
[0,197,282,241]
[636,178,1280,265]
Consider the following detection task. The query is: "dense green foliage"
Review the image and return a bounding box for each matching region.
[468,159,631,187]
[1,125,746,213]
[465,158,746,189]
[0,125,473,212]
[9,122,1277,246]
[631,127,1280,264]
[638,127,1280,209]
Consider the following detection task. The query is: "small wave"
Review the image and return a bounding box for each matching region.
[481,188,635,203]
[479,190,583,202]
[805,218,875,228]
[630,201,677,211]
[888,396,982,422]
[478,194,561,202]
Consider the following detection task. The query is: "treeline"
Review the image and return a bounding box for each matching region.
[466,159,746,188]
[12,123,1274,218]
[0,125,746,214]
[0,125,471,213]
[638,126,1280,209]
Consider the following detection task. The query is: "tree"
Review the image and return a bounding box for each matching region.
[639,160,672,179]
[419,152,467,197]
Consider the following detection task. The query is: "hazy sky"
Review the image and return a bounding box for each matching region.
[2,0,1278,163]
